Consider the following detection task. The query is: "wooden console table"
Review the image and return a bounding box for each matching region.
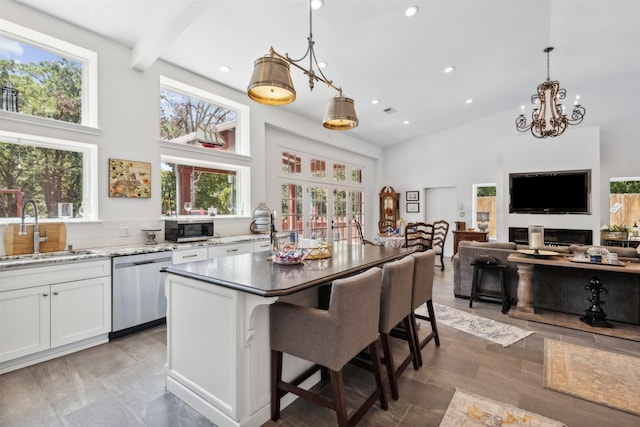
[452,230,488,256]
[507,252,640,341]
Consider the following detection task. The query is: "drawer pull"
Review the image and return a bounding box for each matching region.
[227,248,239,253]
[183,254,199,258]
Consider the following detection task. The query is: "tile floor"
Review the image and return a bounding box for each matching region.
[1,259,639,426]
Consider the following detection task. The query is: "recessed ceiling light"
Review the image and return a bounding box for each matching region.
[310,0,324,10]
[465,98,473,104]
[219,65,231,73]
[444,66,455,73]
[371,99,380,105]
[403,120,410,125]
[318,61,327,69]
[404,6,419,17]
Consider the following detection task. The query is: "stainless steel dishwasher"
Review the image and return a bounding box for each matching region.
[111,251,173,338]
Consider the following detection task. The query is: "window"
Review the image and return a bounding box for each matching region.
[609,178,640,230]
[0,131,97,221]
[278,149,366,242]
[161,158,248,217]
[282,152,302,175]
[0,19,98,127]
[473,183,496,239]
[333,163,346,181]
[160,76,249,156]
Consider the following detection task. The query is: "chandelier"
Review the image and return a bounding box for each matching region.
[515,47,585,138]
[247,0,358,130]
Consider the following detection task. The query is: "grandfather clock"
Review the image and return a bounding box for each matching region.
[379,186,400,228]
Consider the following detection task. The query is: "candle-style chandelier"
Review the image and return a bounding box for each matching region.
[515,47,585,138]
[247,0,358,130]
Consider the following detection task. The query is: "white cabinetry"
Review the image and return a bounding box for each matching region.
[172,247,207,264]
[252,240,271,253]
[208,242,253,258]
[0,259,111,373]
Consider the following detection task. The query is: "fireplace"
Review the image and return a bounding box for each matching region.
[508,227,593,246]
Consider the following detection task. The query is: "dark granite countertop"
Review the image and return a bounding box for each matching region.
[163,243,412,297]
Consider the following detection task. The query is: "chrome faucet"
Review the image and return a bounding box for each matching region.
[19,200,48,255]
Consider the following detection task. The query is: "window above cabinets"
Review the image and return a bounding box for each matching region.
[0,19,98,130]
[159,76,250,158]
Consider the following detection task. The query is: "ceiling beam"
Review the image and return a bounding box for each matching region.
[130,0,211,71]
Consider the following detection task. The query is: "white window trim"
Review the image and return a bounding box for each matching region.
[159,76,251,157]
[0,130,99,223]
[0,19,99,129]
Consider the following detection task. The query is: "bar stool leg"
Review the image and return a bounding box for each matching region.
[271,349,283,421]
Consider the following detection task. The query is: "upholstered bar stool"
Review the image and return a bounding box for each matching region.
[270,267,388,427]
[410,250,439,367]
[378,255,420,400]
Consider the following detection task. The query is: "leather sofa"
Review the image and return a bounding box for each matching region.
[453,240,640,324]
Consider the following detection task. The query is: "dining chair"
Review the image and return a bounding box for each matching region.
[404,222,434,252]
[431,220,450,271]
[270,267,388,427]
[353,218,377,245]
[409,250,439,367]
[378,219,396,234]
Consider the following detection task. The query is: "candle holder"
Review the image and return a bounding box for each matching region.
[528,225,544,254]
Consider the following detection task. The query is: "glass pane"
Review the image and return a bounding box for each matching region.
[350,191,365,243]
[0,35,82,123]
[161,162,236,216]
[160,88,237,152]
[475,185,496,239]
[310,159,326,179]
[332,189,348,241]
[0,141,83,218]
[333,164,346,181]
[351,167,362,184]
[281,152,302,175]
[280,183,304,236]
[309,187,328,240]
[609,179,640,232]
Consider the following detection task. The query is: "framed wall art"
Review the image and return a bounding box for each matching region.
[406,202,419,213]
[109,158,151,198]
[406,191,419,201]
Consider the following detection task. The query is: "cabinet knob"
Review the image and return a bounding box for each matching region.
[53,291,59,296]
[43,293,49,297]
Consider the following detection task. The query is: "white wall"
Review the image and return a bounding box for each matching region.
[383,96,640,244]
[0,1,382,253]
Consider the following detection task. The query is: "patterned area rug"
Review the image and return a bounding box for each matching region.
[439,389,567,427]
[544,339,640,416]
[421,303,533,347]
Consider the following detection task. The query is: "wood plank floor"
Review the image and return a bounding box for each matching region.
[1,259,639,426]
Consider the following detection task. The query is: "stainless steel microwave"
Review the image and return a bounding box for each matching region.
[164,219,214,242]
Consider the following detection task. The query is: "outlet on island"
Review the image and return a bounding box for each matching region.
[119,226,130,237]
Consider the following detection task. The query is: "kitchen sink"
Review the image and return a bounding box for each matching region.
[0,249,98,262]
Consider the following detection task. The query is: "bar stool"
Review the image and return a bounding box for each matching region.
[270,267,387,427]
[409,250,439,367]
[378,256,419,400]
[469,255,509,314]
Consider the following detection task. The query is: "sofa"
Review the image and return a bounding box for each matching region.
[453,240,640,324]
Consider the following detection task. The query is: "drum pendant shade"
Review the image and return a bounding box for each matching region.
[323,96,359,130]
[247,56,296,106]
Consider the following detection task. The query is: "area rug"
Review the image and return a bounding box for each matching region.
[439,388,567,427]
[543,339,640,416]
[419,303,534,347]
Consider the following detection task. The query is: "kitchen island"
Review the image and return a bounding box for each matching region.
[162,243,411,427]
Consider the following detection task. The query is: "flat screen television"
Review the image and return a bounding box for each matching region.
[509,169,591,214]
